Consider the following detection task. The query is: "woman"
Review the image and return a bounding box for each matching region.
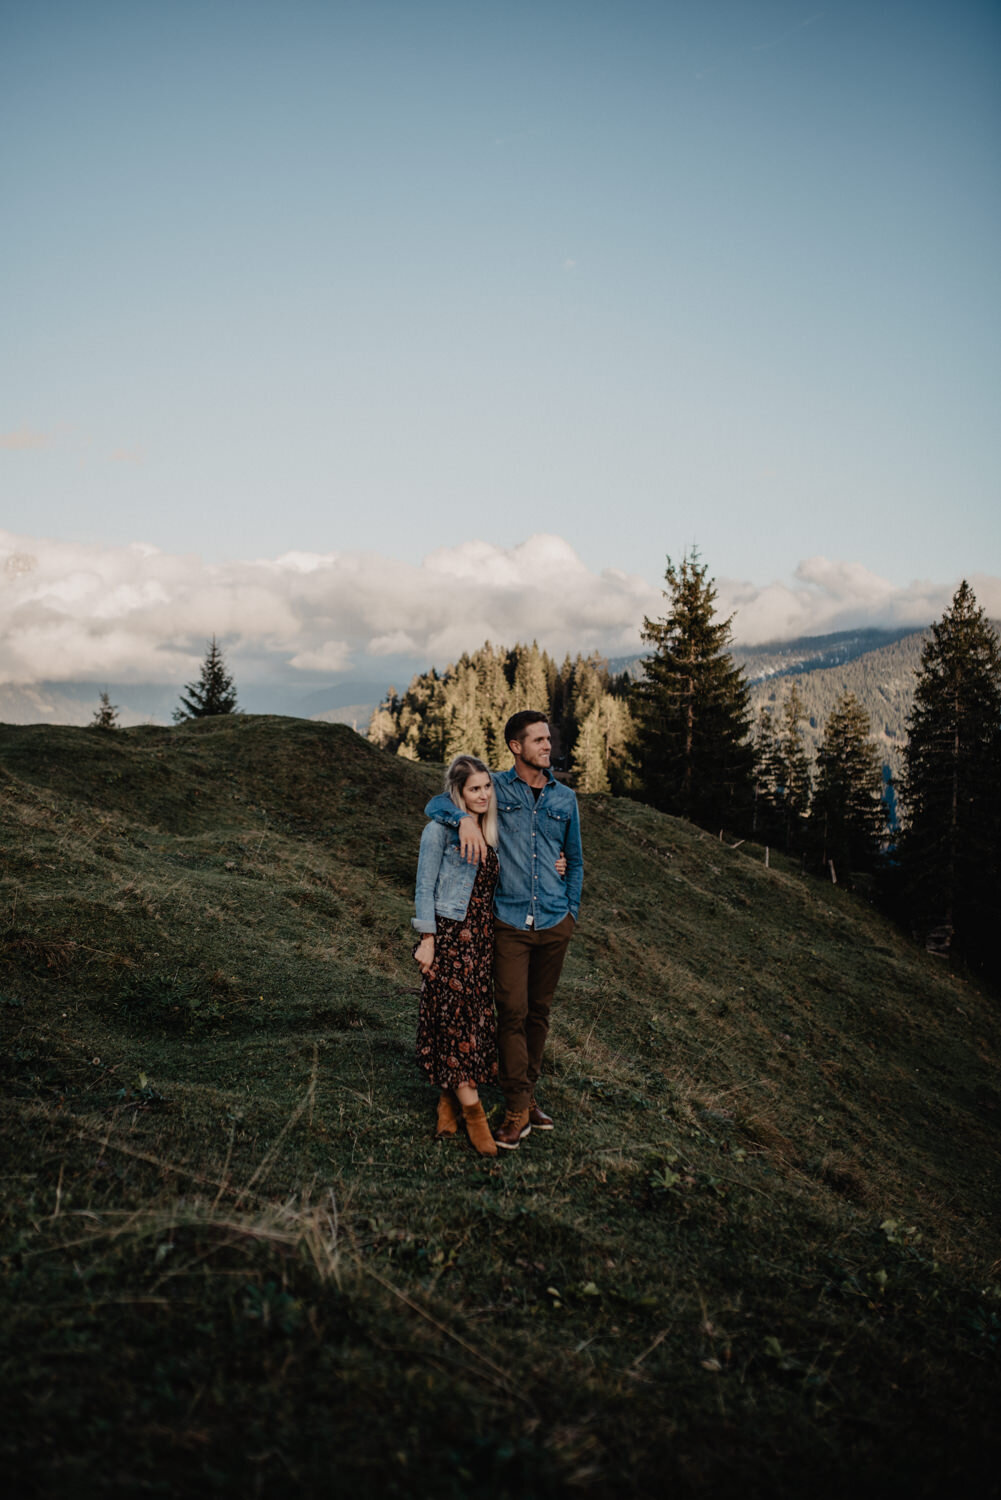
[412,755,501,1155]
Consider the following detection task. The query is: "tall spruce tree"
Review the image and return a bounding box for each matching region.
[507,643,550,720]
[753,706,779,840]
[633,551,754,830]
[810,692,884,879]
[563,653,606,763]
[174,637,239,722]
[575,693,635,795]
[754,686,812,852]
[900,582,1001,972]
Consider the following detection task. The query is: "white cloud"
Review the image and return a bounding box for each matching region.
[0,528,996,688]
[0,530,658,686]
[288,640,352,672]
[369,630,420,656]
[715,556,1000,644]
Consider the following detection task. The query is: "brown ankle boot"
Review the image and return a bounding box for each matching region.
[494,1108,532,1150]
[435,1092,459,1138]
[462,1101,498,1156]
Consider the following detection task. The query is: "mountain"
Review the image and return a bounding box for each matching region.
[2,716,998,1496]
[745,629,931,767]
[614,627,933,768]
[612,625,921,684]
[733,626,923,679]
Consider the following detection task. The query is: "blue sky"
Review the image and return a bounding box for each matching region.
[1,0,999,691]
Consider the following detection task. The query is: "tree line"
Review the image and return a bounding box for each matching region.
[367,641,636,794]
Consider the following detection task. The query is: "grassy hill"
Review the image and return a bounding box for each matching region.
[2,717,999,1498]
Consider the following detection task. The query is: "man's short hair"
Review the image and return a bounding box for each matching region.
[504,710,548,751]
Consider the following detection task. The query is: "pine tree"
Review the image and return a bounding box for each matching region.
[89,690,120,731]
[507,643,550,719]
[174,637,239,721]
[632,551,755,831]
[753,706,781,842]
[810,692,884,880]
[442,655,489,762]
[758,686,812,852]
[367,690,401,751]
[575,702,611,794]
[476,642,514,760]
[575,693,636,795]
[900,581,1001,972]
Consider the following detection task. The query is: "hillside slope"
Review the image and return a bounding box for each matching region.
[1,718,999,1498]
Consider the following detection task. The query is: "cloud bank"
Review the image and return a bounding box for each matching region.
[0,529,997,688]
[716,557,1001,643]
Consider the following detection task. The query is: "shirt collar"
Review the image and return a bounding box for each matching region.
[498,765,557,789]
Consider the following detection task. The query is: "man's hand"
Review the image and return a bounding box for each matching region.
[555,853,567,877]
[414,934,435,974]
[458,814,487,864]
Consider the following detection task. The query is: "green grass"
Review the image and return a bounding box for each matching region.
[2,716,999,1498]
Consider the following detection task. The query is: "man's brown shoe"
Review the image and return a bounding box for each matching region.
[528,1100,554,1130]
[462,1101,498,1157]
[494,1108,532,1150]
[435,1092,459,1139]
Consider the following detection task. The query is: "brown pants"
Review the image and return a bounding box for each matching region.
[494,914,574,1111]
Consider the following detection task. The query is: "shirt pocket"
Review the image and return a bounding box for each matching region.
[544,806,570,843]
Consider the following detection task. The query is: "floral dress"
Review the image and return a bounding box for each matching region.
[416,847,499,1089]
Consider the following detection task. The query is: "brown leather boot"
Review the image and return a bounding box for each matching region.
[494,1108,532,1150]
[462,1101,498,1156]
[435,1092,459,1138]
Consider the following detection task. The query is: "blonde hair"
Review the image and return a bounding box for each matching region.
[444,754,498,848]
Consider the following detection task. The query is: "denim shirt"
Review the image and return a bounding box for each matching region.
[412,820,481,934]
[425,767,583,931]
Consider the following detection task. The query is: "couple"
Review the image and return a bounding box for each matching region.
[412,711,584,1155]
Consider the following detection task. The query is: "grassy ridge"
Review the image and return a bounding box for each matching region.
[2,717,999,1498]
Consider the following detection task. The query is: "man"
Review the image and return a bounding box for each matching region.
[424,710,583,1149]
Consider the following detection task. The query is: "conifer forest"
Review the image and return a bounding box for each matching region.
[369,561,1001,985]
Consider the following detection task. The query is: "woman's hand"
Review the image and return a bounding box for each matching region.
[555,853,567,877]
[414,934,435,974]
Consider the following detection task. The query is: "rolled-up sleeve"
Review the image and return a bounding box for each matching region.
[412,821,448,933]
[424,792,465,828]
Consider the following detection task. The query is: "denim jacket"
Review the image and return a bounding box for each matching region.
[425,767,583,931]
[412,820,481,934]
